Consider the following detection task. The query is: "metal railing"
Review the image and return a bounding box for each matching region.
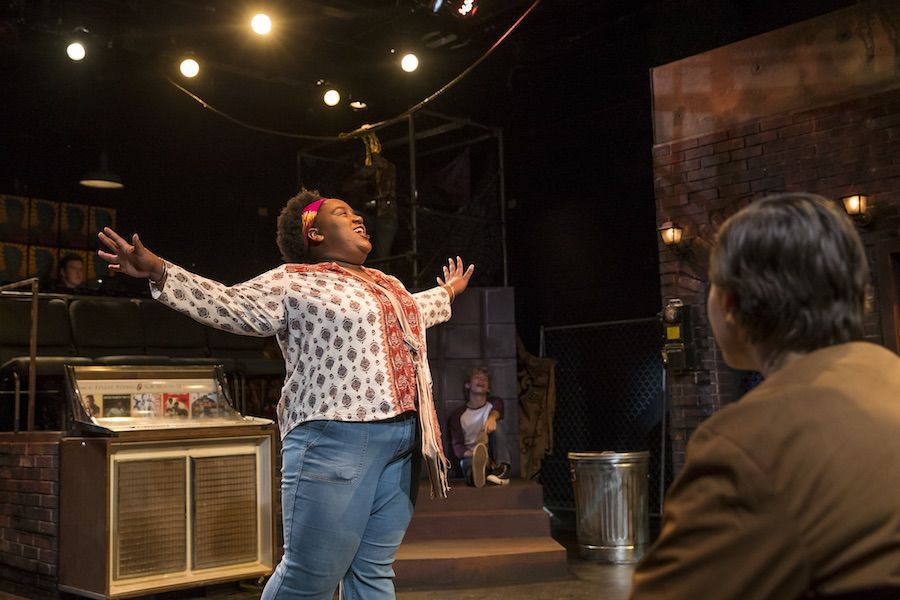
[0,277,39,431]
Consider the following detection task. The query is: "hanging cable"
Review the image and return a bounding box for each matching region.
[163,0,543,145]
[345,0,543,137]
[163,76,340,141]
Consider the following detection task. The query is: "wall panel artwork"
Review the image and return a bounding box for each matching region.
[0,195,29,244]
[60,202,89,249]
[0,242,28,283]
[88,206,116,250]
[29,198,59,246]
[28,246,59,283]
[87,249,112,281]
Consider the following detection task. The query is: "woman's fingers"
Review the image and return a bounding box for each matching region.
[102,227,131,249]
[97,231,119,253]
[97,249,118,263]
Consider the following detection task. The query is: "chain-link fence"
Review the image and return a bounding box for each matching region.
[540,317,672,517]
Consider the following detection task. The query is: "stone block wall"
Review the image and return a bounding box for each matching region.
[428,286,518,475]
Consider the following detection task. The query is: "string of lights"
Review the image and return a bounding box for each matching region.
[161,0,543,145]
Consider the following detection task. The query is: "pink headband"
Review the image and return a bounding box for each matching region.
[301,198,329,247]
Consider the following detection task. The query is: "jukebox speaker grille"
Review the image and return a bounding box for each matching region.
[115,458,187,578]
[192,455,259,569]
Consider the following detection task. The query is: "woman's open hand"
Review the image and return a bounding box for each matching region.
[97,227,166,281]
[436,256,475,299]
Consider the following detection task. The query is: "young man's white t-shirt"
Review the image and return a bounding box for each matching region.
[460,402,493,449]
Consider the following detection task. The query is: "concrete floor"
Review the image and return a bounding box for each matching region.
[187,559,634,600]
[170,556,634,600]
[0,515,636,600]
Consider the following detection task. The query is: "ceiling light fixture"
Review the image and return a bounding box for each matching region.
[400,53,419,73]
[80,151,124,189]
[323,88,341,107]
[66,27,89,61]
[179,55,200,78]
[457,0,478,17]
[66,42,86,61]
[251,13,272,35]
[349,99,367,111]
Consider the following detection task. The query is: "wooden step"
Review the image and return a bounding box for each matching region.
[405,508,550,540]
[414,478,545,512]
[394,537,570,589]
[393,479,569,589]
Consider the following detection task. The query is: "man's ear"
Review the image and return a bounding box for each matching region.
[721,289,741,326]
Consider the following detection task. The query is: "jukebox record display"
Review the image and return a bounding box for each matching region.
[65,365,263,432]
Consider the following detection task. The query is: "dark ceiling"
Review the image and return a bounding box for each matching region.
[0,0,861,341]
[1,0,587,136]
[0,0,858,152]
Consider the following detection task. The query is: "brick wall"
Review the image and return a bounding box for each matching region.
[654,87,900,473]
[0,432,62,599]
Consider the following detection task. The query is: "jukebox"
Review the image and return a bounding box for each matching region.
[57,364,277,599]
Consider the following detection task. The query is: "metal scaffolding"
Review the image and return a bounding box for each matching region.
[296,110,508,290]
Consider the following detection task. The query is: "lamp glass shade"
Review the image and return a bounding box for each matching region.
[80,151,124,189]
[841,194,867,216]
[658,223,683,246]
[79,172,124,189]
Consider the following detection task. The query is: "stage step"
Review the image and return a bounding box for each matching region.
[394,479,570,589]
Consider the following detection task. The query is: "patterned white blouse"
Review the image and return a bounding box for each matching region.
[150,260,452,439]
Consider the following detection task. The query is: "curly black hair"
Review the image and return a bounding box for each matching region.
[276,188,321,263]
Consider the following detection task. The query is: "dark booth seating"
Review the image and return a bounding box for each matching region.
[68,297,170,364]
[0,296,95,430]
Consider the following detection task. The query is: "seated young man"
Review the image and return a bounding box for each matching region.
[449,367,512,487]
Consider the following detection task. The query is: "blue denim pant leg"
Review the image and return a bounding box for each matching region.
[488,428,511,466]
[261,415,417,600]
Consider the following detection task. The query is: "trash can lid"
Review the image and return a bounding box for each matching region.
[567,451,650,465]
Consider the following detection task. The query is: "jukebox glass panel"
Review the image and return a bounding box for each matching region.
[65,365,257,432]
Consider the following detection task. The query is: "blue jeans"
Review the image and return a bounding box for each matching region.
[261,414,418,600]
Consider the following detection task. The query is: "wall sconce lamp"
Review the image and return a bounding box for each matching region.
[840,194,873,226]
[658,221,690,255]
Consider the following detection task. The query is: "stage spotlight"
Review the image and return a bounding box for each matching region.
[66,42,86,61]
[349,99,367,111]
[180,56,200,78]
[400,53,419,73]
[323,88,341,107]
[67,27,89,61]
[457,0,478,16]
[251,13,272,35]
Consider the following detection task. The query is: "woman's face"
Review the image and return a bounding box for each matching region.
[309,199,372,262]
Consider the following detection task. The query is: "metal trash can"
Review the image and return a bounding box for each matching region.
[568,450,650,563]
